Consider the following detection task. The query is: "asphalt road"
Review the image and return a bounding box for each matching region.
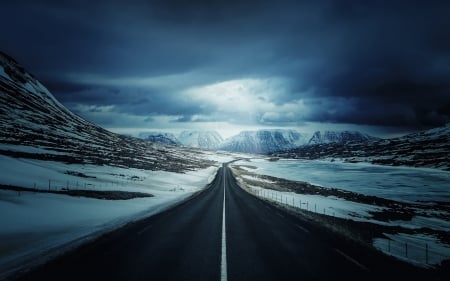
[14,164,434,281]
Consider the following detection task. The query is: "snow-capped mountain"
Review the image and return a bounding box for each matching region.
[0,51,212,172]
[308,130,379,145]
[178,131,223,150]
[219,130,310,154]
[138,132,181,146]
[271,124,450,170]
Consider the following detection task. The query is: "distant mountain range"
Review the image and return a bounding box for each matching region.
[136,126,449,170]
[139,129,380,154]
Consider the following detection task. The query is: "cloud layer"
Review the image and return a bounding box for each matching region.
[1,0,449,133]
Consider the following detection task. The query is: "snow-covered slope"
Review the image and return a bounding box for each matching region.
[272,124,450,170]
[178,131,223,150]
[138,132,181,146]
[308,130,379,145]
[219,130,310,154]
[0,51,213,171]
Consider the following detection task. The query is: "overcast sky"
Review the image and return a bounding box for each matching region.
[2,0,449,138]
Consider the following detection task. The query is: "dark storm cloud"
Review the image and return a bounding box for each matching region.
[1,0,449,129]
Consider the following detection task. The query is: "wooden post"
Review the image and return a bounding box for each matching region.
[405,242,408,257]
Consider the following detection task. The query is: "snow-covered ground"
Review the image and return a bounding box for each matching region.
[237,158,450,203]
[232,158,450,267]
[0,154,221,278]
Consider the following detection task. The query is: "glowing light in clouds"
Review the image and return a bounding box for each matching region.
[183,78,309,123]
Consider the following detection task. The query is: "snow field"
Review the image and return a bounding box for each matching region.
[231,159,450,267]
[0,154,220,278]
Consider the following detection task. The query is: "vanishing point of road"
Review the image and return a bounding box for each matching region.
[15,164,435,281]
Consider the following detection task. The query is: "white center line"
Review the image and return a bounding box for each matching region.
[221,166,228,281]
[334,248,370,272]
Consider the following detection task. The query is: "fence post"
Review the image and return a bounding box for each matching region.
[306,201,309,211]
[299,199,301,209]
[314,204,316,213]
[405,243,408,257]
[48,180,51,191]
[425,243,428,264]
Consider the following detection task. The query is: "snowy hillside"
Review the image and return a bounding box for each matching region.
[0,51,213,172]
[272,124,450,170]
[219,130,310,154]
[308,130,379,145]
[138,132,181,146]
[178,130,223,150]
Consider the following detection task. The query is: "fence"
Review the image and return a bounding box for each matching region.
[4,179,132,195]
[246,185,449,267]
[373,237,449,266]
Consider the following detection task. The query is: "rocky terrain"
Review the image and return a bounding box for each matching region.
[271,124,450,170]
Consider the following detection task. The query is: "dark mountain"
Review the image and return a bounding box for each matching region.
[0,51,212,172]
